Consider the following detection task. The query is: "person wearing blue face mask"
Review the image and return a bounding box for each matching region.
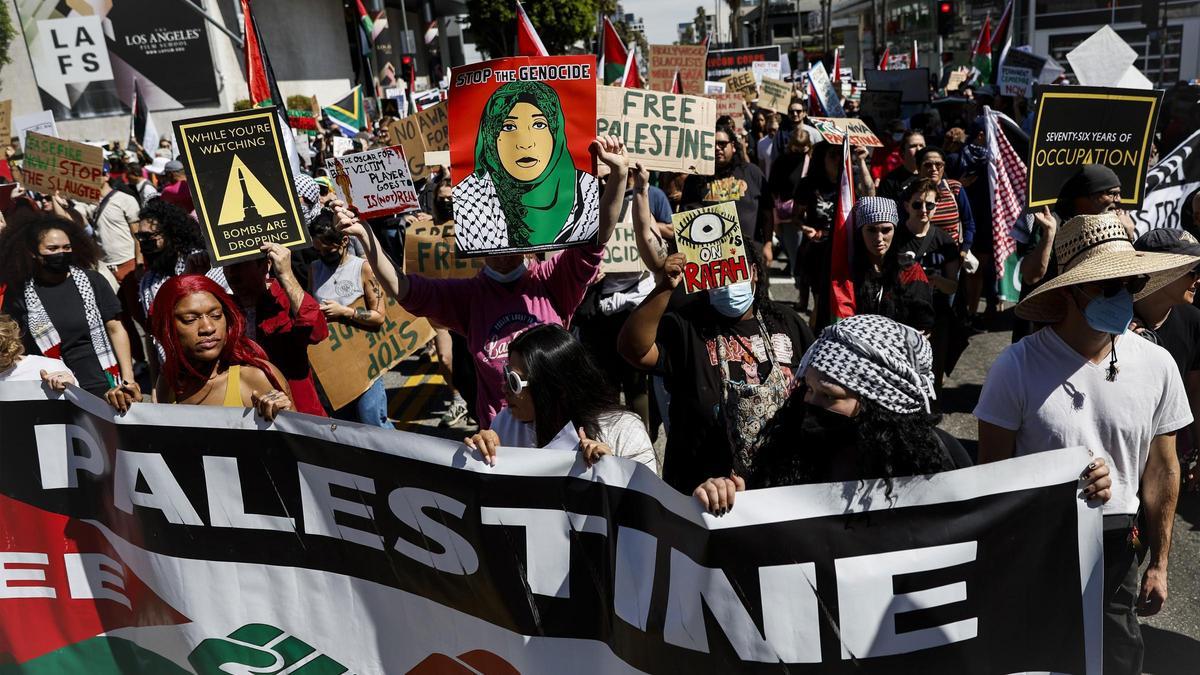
[975,212,1200,675]
[618,243,814,494]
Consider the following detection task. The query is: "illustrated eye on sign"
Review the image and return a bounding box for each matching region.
[677,210,735,247]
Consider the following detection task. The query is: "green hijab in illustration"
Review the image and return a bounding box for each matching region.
[474,81,580,246]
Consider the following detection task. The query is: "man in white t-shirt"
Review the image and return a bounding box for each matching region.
[975,212,1200,675]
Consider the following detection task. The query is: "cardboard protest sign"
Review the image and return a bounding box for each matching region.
[602,211,645,273]
[648,45,705,94]
[0,100,10,143]
[858,90,903,133]
[425,150,450,167]
[751,60,781,85]
[415,102,448,152]
[20,131,104,203]
[1027,85,1165,209]
[404,225,487,280]
[324,146,418,219]
[809,118,883,147]
[596,86,716,175]
[945,70,969,92]
[757,77,791,113]
[865,68,931,103]
[13,110,56,149]
[173,108,309,266]
[704,81,726,94]
[705,45,781,81]
[709,92,745,119]
[998,66,1034,98]
[673,201,748,294]
[806,62,844,117]
[722,71,758,102]
[308,295,434,410]
[449,56,598,257]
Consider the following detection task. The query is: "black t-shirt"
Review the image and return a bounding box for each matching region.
[894,227,959,284]
[792,175,837,234]
[1147,303,1200,378]
[878,165,916,200]
[655,302,815,493]
[2,270,121,395]
[681,162,766,243]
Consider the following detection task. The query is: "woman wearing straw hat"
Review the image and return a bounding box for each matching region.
[975,211,1200,675]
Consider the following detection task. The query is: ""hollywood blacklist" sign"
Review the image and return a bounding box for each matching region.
[0,383,1101,673]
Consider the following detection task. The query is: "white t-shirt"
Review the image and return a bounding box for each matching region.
[974,327,1191,515]
[490,409,658,473]
[0,355,74,382]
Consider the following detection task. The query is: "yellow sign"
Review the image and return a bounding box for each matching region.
[217,155,286,225]
[672,201,748,294]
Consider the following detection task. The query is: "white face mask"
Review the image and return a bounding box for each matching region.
[483,262,527,283]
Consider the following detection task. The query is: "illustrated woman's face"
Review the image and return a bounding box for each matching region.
[497,101,554,182]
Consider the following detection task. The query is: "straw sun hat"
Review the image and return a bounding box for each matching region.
[1015,213,1200,323]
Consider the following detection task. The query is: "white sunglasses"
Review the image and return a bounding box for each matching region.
[503,365,530,395]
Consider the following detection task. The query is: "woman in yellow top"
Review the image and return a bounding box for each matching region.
[147,274,292,420]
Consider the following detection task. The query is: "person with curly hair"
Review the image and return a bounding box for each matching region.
[149,274,292,421]
[0,313,75,391]
[453,80,599,251]
[134,199,228,324]
[0,215,139,408]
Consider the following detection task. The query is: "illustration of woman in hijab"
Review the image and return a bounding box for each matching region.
[454,81,599,253]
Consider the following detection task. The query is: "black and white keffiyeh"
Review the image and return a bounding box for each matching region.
[798,314,936,414]
[24,267,119,385]
[853,196,899,227]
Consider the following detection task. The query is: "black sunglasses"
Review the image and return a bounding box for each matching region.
[1093,276,1150,298]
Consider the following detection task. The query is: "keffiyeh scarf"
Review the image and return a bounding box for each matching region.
[798,314,936,414]
[24,268,119,386]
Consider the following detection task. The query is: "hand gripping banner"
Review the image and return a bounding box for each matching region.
[0,383,1101,673]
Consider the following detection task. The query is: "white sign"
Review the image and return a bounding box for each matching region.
[998,66,1034,98]
[751,60,781,85]
[1067,26,1150,89]
[31,16,113,107]
[331,136,354,157]
[704,80,727,94]
[324,145,419,219]
[806,62,844,117]
[13,110,57,149]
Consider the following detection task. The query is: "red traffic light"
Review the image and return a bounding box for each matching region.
[401,55,413,65]
[939,2,952,13]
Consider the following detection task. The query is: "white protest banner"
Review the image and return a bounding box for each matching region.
[325,145,419,219]
[704,81,726,94]
[809,117,883,147]
[806,61,844,117]
[1133,130,1200,236]
[13,110,57,149]
[998,65,1034,98]
[0,382,1104,674]
[751,60,780,85]
[597,86,716,174]
[757,77,791,113]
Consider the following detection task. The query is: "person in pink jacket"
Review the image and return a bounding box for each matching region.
[332,136,629,428]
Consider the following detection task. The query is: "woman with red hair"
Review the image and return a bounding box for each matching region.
[149,274,292,420]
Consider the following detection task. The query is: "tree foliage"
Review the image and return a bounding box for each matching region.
[467,0,604,59]
[0,0,17,70]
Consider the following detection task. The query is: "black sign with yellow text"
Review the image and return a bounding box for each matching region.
[173,108,308,266]
[1028,85,1164,209]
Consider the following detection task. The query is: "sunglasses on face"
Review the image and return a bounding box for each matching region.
[922,160,945,169]
[909,200,938,212]
[1087,276,1150,298]
[715,140,732,149]
[788,109,805,116]
[503,365,530,395]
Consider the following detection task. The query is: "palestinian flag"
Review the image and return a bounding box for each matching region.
[515,0,548,57]
[241,0,300,173]
[832,47,841,83]
[972,15,993,84]
[670,69,682,94]
[600,17,627,85]
[989,0,1014,84]
[878,45,890,70]
[354,0,374,42]
[829,133,856,321]
[128,78,158,150]
[324,85,368,137]
[620,41,643,88]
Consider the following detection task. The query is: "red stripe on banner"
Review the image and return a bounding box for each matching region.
[0,494,190,663]
[830,135,856,320]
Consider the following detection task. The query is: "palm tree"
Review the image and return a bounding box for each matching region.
[725,0,739,45]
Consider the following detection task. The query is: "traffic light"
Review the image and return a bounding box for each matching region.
[399,54,416,91]
[937,1,955,37]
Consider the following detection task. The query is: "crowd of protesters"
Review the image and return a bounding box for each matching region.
[0,65,1197,674]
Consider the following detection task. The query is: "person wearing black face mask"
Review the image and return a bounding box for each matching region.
[0,215,138,408]
[693,315,977,515]
[133,199,229,335]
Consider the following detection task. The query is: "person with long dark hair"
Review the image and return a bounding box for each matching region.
[618,244,814,493]
[692,314,1098,515]
[134,199,228,323]
[149,274,292,420]
[464,324,656,471]
[0,215,138,408]
[851,197,935,331]
[680,122,769,246]
[792,141,840,325]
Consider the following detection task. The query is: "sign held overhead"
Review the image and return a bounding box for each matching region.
[596,86,716,175]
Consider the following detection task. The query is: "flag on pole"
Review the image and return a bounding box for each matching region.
[600,17,628,85]
[323,86,368,137]
[989,0,1014,84]
[128,78,159,151]
[832,48,842,83]
[240,0,300,174]
[985,106,1023,283]
[670,69,683,94]
[808,78,822,115]
[515,0,548,57]
[911,40,919,69]
[829,134,856,321]
[700,33,710,49]
[354,0,375,42]
[620,41,643,88]
[972,15,993,84]
[878,45,890,70]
